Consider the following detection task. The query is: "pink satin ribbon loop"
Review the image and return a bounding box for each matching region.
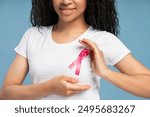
[68,48,89,75]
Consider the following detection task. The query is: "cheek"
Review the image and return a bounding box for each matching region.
[77,1,87,12]
[52,4,60,14]
[52,1,60,10]
[78,6,86,16]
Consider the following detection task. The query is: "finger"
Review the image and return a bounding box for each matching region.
[79,39,92,49]
[69,90,83,96]
[65,90,81,96]
[81,39,104,57]
[79,39,99,54]
[69,84,91,91]
[64,76,79,84]
[90,50,95,60]
[81,38,98,49]
[65,90,74,96]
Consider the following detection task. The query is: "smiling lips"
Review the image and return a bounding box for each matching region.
[59,7,76,16]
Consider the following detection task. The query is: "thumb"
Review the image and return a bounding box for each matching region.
[64,77,79,84]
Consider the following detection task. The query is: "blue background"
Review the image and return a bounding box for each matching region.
[0,0,150,100]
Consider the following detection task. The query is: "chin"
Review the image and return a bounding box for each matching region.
[59,17,77,23]
[59,15,83,23]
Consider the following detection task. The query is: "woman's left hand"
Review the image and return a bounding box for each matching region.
[79,38,109,77]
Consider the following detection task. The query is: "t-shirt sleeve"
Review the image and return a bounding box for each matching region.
[96,32,131,66]
[14,28,32,58]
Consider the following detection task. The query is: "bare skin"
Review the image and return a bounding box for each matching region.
[80,39,150,98]
[0,90,3,99]
[2,0,91,100]
[2,0,150,99]
[2,54,91,100]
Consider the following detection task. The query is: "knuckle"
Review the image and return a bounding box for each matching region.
[60,75,67,81]
[67,91,71,96]
[65,86,69,90]
[65,91,71,96]
[65,84,70,90]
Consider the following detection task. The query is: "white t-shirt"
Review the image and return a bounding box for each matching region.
[15,26,130,100]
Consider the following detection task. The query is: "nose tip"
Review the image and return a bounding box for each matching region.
[61,0,72,5]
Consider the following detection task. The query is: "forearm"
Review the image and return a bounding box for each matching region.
[2,81,53,100]
[0,90,3,99]
[102,70,150,98]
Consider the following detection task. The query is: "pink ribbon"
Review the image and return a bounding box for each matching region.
[68,48,89,75]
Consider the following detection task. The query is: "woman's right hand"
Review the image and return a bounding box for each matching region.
[46,75,91,96]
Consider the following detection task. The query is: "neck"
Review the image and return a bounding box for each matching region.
[53,18,89,33]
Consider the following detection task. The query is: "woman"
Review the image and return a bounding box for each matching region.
[2,0,150,99]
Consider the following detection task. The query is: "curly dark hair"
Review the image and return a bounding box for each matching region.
[31,0,119,36]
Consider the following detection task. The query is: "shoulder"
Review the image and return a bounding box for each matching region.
[92,29,128,51]
[22,26,52,43]
[99,31,121,46]
[89,28,131,65]
[24,26,52,37]
[88,27,120,46]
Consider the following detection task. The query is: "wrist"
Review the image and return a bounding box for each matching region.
[99,68,112,79]
[42,80,54,96]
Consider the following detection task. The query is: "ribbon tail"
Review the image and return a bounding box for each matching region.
[75,61,81,75]
[68,59,77,69]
